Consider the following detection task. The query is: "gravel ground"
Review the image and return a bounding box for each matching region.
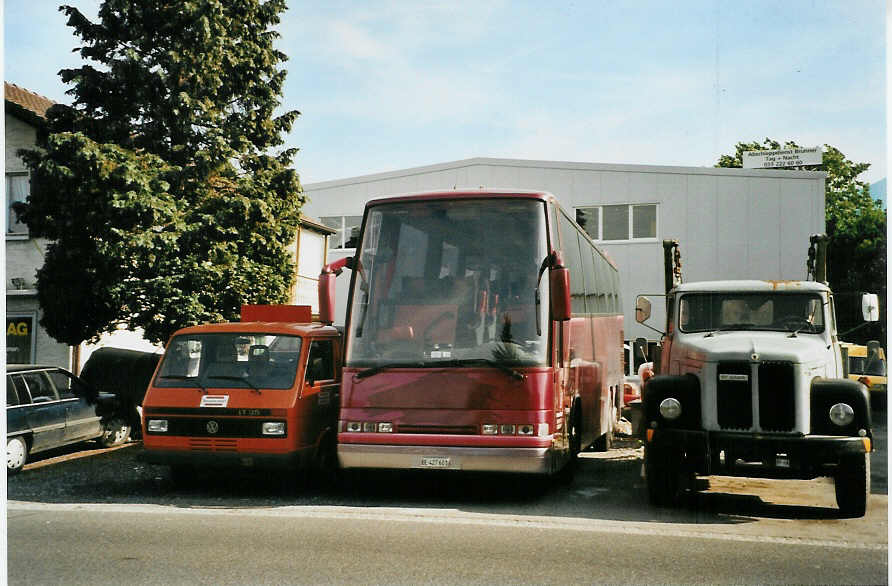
[7,437,647,509]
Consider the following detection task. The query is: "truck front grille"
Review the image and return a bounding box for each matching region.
[715,361,796,432]
[717,362,752,430]
[758,361,795,431]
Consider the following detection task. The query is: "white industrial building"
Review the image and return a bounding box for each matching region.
[301,157,826,343]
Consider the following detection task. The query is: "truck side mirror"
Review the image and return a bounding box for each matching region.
[861,293,879,322]
[636,296,652,323]
[550,266,571,321]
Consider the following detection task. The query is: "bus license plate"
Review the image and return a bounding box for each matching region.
[420,457,451,469]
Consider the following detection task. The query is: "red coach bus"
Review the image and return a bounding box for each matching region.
[319,190,624,477]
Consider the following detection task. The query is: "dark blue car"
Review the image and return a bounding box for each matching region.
[6,365,131,474]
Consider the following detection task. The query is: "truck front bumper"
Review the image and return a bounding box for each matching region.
[139,446,312,470]
[647,428,871,479]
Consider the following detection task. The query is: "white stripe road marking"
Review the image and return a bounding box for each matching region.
[8,501,886,551]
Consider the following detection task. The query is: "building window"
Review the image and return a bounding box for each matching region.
[575,204,657,242]
[6,173,29,236]
[320,215,362,249]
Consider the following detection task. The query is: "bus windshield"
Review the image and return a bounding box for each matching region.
[346,198,550,367]
[679,293,825,334]
[154,333,302,390]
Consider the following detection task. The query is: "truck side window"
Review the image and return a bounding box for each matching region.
[306,340,335,384]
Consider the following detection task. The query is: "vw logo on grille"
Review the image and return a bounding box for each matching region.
[206,420,220,434]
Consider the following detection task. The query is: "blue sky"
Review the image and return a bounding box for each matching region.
[4,1,887,186]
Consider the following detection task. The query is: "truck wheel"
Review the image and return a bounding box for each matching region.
[7,437,28,475]
[644,444,680,507]
[592,402,614,452]
[835,453,870,517]
[313,433,339,488]
[99,417,131,447]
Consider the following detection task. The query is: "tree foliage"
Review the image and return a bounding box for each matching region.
[17,1,303,345]
[716,139,886,344]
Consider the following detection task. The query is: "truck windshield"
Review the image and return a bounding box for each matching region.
[679,292,825,334]
[346,198,550,368]
[154,333,302,390]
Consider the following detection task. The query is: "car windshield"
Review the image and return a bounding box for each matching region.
[345,198,550,368]
[679,292,825,334]
[154,333,302,390]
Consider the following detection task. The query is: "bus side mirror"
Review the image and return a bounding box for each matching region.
[318,257,353,325]
[636,296,652,323]
[549,266,571,321]
[862,293,879,322]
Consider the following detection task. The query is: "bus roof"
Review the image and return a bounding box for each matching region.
[366,189,557,207]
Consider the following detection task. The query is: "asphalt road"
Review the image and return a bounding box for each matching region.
[6,416,888,584]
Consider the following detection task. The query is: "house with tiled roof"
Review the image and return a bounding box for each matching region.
[5,82,73,367]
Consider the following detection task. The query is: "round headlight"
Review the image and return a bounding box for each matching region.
[829,403,855,426]
[659,397,682,420]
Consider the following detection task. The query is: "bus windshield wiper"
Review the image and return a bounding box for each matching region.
[430,358,527,381]
[354,362,426,380]
[206,375,262,394]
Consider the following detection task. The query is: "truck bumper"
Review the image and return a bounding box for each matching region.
[647,429,871,479]
[338,443,558,475]
[139,446,313,470]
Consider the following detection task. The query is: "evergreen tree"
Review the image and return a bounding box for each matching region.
[18,0,303,344]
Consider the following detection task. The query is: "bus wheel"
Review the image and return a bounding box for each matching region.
[556,408,582,484]
[835,453,869,517]
[644,444,680,507]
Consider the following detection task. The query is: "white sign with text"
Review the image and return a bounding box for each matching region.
[742,146,822,169]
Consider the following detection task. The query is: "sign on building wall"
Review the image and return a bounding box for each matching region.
[742,147,822,169]
[6,314,35,364]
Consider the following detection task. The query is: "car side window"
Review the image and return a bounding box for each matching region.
[7,376,21,406]
[47,370,78,400]
[22,372,59,403]
[306,340,335,384]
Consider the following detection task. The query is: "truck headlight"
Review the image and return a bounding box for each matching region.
[659,397,682,420]
[829,403,855,426]
[262,422,286,436]
[147,419,168,433]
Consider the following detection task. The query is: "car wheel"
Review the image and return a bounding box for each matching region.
[835,453,870,517]
[99,417,131,448]
[644,443,681,507]
[7,436,28,475]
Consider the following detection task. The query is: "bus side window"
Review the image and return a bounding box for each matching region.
[306,340,335,384]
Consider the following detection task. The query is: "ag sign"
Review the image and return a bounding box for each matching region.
[742,146,822,169]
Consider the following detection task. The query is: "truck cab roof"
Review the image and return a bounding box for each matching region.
[172,321,340,338]
[673,280,831,294]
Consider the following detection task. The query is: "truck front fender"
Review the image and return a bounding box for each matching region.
[641,374,701,436]
[810,377,871,438]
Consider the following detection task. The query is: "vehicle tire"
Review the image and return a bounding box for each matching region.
[99,417,131,447]
[313,433,339,488]
[592,401,614,452]
[644,443,680,507]
[835,453,870,517]
[7,436,28,475]
[556,407,582,484]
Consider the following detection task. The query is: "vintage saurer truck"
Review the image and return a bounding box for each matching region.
[141,305,342,485]
[636,236,879,516]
